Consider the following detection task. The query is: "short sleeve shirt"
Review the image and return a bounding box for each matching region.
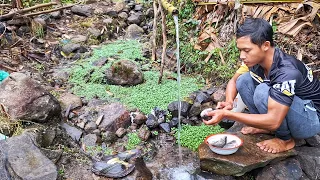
[237,48,320,115]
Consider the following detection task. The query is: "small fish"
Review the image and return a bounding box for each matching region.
[209,136,227,148]
[223,140,237,148]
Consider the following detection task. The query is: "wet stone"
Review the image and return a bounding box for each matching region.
[295,146,320,180]
[305,134,320,147]
[199,133,296,176]
[167,101,190,118]
[138,125,151,141]
[61,123,83,142]
[83,134,98,147]
[146,114,158,129]
[256,158,303,180]
[195,91,211,104]
[84,121,97,133]
[102,131,118,144]
[134,4,143,11]
[159,123,171,133]
[189,102,202,117]
[132,112,147,125]
[211,88,225,103]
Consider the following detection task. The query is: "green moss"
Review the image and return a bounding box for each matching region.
[173,124,225,151]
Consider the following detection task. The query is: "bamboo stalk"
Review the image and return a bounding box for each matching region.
[158,0,167,84]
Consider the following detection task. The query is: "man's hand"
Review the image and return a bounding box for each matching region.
[216,101,233,110]
[202,109,226,126]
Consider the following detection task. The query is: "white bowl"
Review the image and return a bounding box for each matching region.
[205,133,243,155]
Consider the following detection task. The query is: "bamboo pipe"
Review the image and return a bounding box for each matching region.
[160,0,179,15]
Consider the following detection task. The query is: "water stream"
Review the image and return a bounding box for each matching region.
[173,14,183,165]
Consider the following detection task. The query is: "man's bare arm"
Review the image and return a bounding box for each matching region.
[206,97,290,131]
[217,73,241,110]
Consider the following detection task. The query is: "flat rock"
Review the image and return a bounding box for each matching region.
[199,133,296,176]
[61,123,83,142]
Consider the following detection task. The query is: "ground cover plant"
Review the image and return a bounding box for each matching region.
[174,124,225,151]
[69,40,203,114]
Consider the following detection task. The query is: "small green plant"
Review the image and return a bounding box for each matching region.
[152,131,159,136]
[125,132,141,150]
[31,21,44,38]
[173,123,225,151]
[86,145,113,156]
[58,168,65,176]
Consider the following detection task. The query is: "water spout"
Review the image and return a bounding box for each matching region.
[160,0,179,15]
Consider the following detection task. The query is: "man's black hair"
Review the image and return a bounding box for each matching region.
[236,18,274,47]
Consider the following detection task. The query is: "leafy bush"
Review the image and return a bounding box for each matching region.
[173,124,225,151]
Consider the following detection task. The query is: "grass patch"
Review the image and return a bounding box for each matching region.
[173,124,225,151]
[125,132,141,150]
[69,40,204,114]
[108,71,203,114]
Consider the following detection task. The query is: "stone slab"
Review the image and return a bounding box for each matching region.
[199,132,296,176]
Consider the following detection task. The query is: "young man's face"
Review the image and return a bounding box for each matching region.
[236,36,267,68]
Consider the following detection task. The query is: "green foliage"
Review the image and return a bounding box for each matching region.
[86,145,113,156]
[125,132,141,150]
[108,71,203,114]
[173,124,225,151]
[68,40,144,99]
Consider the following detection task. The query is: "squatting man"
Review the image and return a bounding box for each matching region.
[202,18,320,153]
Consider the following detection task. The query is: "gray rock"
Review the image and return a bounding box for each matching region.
[84,121,97,133]
[82,134,98,147]
[127,13,142,25]
[296,146,320,180]
[40,148,63,164]
[92,129,101,136]
[126,24,144,39]
[71,5,92,17]
[33,17,46,26]
[116,127,127,138]
[134,4,143,11]
[192,170,235,180]
[88,27,101,38]
[39,128,56,148]
[118,12,128,19]
[105,7,118,17]
[189,102,202,117]
[102,131,118,144]
[146,114,158,129]
[58,93,82,111]
[98,103,131,132]
[195,91,211,104]
[169,117,179,128]
[305,134,320,147]
[256,158,302,180]
[114,1,126,12]
[0,141,11,179]
[159,123,171,133]
[62,43,81,54]
[167,101,190,118]
[199,133,296,176]
[17,25,30,36]
[61,123,83,142]
[1,132,57,179]
[103,18,113,25]
[105,60,144,86]
[92,57,108,67]
[71,34,87,43]
[0,73,61,123]
[50,11,62,19]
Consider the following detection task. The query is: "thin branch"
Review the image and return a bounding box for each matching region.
[151,0,158,61]
[0,64,16,72]
[158,0,167,84]
[23,4,75,18]
[0,2,57,21]
[0,4,11,8]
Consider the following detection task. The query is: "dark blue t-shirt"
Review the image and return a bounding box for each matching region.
[249,48,320,115]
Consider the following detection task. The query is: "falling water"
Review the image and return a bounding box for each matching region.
[173,14,182,165]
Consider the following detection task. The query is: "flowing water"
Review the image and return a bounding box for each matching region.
[173,14,183,165]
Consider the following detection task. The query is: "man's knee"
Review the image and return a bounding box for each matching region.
[236,72,252,92]
[253,83,269,107]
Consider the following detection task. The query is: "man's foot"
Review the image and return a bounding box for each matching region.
[241,126,271,135]
[256,138,295,153]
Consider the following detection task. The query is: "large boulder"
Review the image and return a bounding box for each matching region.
[0,73,61,123]
[105,60,144,86]
[0,131,57,179]
[295,146,320,180]
[71,5,92,17]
